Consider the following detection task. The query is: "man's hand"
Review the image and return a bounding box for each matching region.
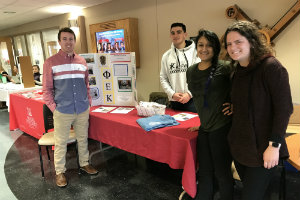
[178,93,191,104]
[172,93,183,101]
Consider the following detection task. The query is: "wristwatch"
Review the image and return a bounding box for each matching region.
[269,141,281,148]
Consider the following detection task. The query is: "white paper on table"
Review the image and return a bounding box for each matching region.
[21,93,33,98]
[110,107,134,114]
[92,106,116,113]
[172,113,198,121]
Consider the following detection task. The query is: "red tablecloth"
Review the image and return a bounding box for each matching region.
[9,92,45,139]
[89,107,199,197]
[9,92,200,197]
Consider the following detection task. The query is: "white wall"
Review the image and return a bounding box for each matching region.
[274,15,300,103]
[0,0,299,103]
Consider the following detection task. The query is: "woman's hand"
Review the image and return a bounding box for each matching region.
[222,102,233,115]
[263,145,280,169]
[188,126,199,132]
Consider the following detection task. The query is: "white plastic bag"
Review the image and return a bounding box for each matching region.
[135,101,166,117]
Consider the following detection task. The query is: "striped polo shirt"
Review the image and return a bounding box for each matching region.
[43,50,91,114]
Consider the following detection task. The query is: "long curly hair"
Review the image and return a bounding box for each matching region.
[223,21,274,64]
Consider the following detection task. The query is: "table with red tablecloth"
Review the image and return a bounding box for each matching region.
[9,91,200,197]
[0,83,42,111]
[9,90,45,139]
[89,107,199,197]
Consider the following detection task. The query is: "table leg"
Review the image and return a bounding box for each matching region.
[89,141,113,161]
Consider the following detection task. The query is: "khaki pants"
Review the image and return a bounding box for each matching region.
[53,108,90,174]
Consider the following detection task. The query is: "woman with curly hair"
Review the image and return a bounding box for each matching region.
[224,21,293,200]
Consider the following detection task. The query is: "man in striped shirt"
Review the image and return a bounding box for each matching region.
[43,27,98,187]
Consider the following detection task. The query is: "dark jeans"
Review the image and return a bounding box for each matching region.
[234,160,276,200]
[170,98,197,113]
[195,123,233,200]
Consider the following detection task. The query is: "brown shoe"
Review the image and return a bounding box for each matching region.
[80,165,98,175]
[56,173,67,187]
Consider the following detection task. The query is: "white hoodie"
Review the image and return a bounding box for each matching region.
[160,40,200,101]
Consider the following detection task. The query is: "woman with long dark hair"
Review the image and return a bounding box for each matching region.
[186,29,233,200]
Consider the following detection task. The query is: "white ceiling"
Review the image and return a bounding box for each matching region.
[0,0,112,31]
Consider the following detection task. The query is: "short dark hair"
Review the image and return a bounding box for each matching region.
[170,23,186,33]
[195,29,220,66]
[33,64,40,70]
[58,27,76,41]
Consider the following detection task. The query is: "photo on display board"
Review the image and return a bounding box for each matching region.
[89,87,100,100]
[117,77,132,92]
[88,66,94,75]
[81,54,95,64]
[99,55,107,66]
[89,76,97,86]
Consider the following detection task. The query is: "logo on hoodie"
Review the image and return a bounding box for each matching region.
[169,62,188,74]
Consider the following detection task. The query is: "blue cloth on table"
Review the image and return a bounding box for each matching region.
[136,114,180,132]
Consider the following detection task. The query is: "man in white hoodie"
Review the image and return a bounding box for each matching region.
[160,22,200,112]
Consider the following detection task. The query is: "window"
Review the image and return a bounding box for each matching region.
[0,41,11,74]
[13,35,27,57]
[26,32,44,69]
[42,29,59,58]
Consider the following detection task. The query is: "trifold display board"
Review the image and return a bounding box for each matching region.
[80,52,137,107]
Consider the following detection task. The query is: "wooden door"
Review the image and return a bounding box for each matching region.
[0,37,15,75]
